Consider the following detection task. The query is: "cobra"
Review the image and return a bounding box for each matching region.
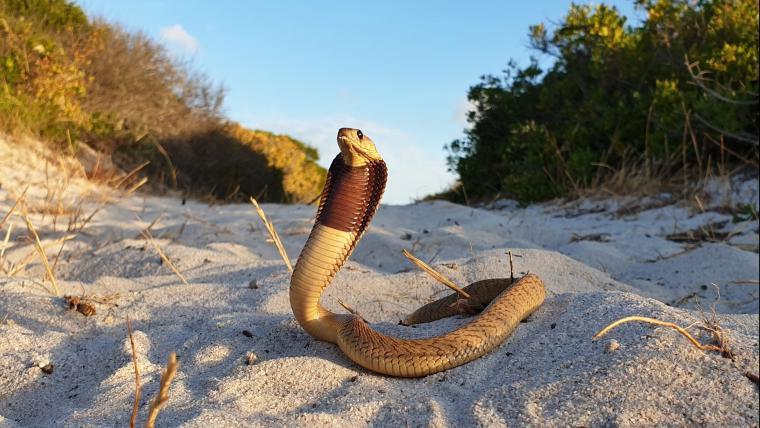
[289,128,546,377]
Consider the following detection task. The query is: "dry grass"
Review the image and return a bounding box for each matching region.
[126,317,141,428]
[22,210,61,296]
[145,352,179,428]
[695,285,736,359]
[140,229,189,286]
[402,249,471,299]
[0,223,13,262]
[4,234,74,277]
[593,316,723,353]
[336,298,366,322]
[0,186,28,230]
[83,20,224,141]
[250,197,292,272]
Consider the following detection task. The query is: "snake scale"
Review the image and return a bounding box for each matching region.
[289,128,546,377]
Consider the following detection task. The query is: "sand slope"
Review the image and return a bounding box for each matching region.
[0,136,758,427]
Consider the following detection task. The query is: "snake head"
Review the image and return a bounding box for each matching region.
[337,128,381,166]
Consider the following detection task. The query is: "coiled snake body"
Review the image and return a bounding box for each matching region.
[290,128,545,377]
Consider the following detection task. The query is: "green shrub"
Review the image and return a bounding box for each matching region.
[446,0,759,203]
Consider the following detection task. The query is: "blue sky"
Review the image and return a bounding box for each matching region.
[78,1,640,204]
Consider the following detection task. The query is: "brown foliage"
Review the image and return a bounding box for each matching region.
[81,21,224,147]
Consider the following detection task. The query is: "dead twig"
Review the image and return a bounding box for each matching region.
[250,197,292,272]
[402,249,471,299]
[593,316,722,353]
[145,352,179,428]
[126,317,141,428]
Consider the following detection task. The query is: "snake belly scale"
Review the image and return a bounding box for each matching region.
[289,128,546,377]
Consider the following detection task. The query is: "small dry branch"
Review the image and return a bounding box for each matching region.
[593,316,722,353]
[145,352,179,428]
[402,249,471,299]
[250,197,292,272]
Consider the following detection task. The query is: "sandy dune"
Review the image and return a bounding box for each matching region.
[1,136,758,427]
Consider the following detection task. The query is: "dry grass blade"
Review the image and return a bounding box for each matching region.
[126,317,141,428]
[402,249,471,299]
[151,141,178,188]
[22,211,61,296]
[125,177,148,196]
[336,298,366,322]
[697,285,735,359]
[145,352,179,428]
[111,160,150,189]
[140,229,189,286]
[134,213,164,239]
[729,279,760,285]
[7,234,75,276]
[250,197,292,272]
[0,222,13,261]
[593,315,722,353]
[1,186,28,230]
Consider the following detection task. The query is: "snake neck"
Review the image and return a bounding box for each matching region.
[290,154,387,343]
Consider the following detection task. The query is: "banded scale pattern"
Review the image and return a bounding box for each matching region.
[289,134,546,377]
[335,275,545,377]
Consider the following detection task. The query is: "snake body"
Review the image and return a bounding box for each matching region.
[290,128,545,377]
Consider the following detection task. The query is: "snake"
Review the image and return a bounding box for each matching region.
[289,128,546,377]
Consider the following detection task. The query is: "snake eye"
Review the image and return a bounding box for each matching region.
[357,130,363,140]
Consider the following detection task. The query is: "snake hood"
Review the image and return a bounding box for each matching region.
[337,127,381,166]
[289,127,545,377]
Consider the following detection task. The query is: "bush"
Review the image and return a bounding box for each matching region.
[126,124,326,203]
[1,0,326,203]
[446,0,759,203]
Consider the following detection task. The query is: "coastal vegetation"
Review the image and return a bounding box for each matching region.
[0,0,326,202]
[444,0,758,203]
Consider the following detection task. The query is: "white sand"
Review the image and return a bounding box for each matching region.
[0,135,758,427]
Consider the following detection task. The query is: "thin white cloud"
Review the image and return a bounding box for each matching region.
[160,24,199,55]
[453,96,476,129]
[245,114,456,205]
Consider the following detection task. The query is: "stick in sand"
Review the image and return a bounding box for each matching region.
[250,197,292,272]
[402,249,471,300]
[593,316,723,353]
